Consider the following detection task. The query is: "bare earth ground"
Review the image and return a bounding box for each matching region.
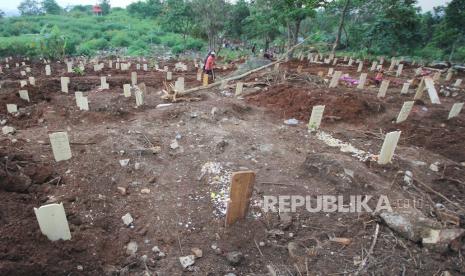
[1,57,465,275]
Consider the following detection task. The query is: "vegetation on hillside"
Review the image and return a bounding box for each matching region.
[0,0,464,62]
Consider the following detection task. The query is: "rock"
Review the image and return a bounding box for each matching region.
[77,265,83,271]
[284,118,298,126]
[259,241,265,246]
[126,241,138,256]
[179,255,195,269]
[279,212,293,229]
[225,251,243,266]
[170,140,179,150]
[117,187,127,195]
[121,213,134,226]
[422,228,465,253]
[379,210,442,242]
[211,107,218,117]
[224,273,237,276]
[2,126,15,135]
[429,162,440,172]
[140,188,150,194]
[267,229,285,237]
[119,159,130,167]
[404,171,413,185]
[191,247,203,258]
[134,162,141,170]
[287,242,307,259]
[152,246,161,253]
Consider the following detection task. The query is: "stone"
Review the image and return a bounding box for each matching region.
[400,82,410,94]
[141,188,150,194]
[170,139,179,150]
[61,77,70,93]
[122,213,134,226]
[117,187,127,195]
[454,79,462,87]
[126,241,138,255]
[429,162,439,172]
[225,251,243,265]
[404,171,413,185]
[284,118,298,125]
[422,228,465,253]
[379,210,441,242]
[396,64,404,77]
[179,255,195,269]
[49,132,72,162]
[2,126,15,135]
[6,104,18,113]
[191,247,203,258]
[34,203,71,241]
[119,159,130,167]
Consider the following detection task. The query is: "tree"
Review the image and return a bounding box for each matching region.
[162,0,195,42]
[226,0,250,39]
[127,0,162,18]
[192,0,227,50]
[0,10,5,18]
[18,0,43,16]
[36,25,67,60]
[100,0,111,15]
[42,0,62,15]
[244,0,280,50]
[331,0,350,55]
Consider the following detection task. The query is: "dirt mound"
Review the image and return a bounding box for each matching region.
[246,84,385,124]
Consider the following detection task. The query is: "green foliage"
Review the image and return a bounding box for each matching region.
[100,0,111,15]
[18,0,43,16]
[73,66,85,75]
[36,25,67,60]
[42,0,62,15]
[127,0,163,18]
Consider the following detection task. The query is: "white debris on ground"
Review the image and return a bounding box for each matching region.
[315,131,375,162]
[200,162,232,217]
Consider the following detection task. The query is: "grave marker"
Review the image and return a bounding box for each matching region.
[357,62,363,72]
[175,77,185,92]
[370,61,378,71]
[166,71,172,81]
[60,77,69,93]
[78,96,89,111]
[308,105,325,131]
[67,62,73,73]
[332,58,338,65]
[454,79,462,87]
[400,83,410,94]
[348,58,354,66]
[196,70,202,81]
[377,80,390,98]
[327,68,334,76]
[143,64,148,71]
[115,62,120,70]
[396,101,414,123]
[446,70,453,81]
[225,171,256,227]
[20,70,26,76]
[109,60,113,68]
[448,103,463,119]
[19,90,30,102]
[220,80,228,89]
[329,71,342,88]
[131,72,137,85]
[357,73,367,89]
[20,80,27,87]
[317,71,324,77]
[49,132,72,162]
[75,91,83,107]
[389,61,396,71]
[378,131,401,165]
[28,76,35,86]
[136,64,141,70]
[424,77,441,104]
[396,64,404,77]
[297,65,303,73]
[433,72,441,81]
[100,77,109,89]
[235,82,244,96]
[135,89,144,106]
[202,74,208,86]
[34,203,71,241]
[7,104,18,113]
[123,84,131,97]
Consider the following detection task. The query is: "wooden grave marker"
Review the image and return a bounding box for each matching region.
[225,171,256,227]
[448,103,464,120]
[329,71,342,88]
[357,62,363,72]
[400,83,410,94]
[357,73,367,89]
[396,101,414,123]
[308,105,325,131]
[377,80,390,98]
[235,82,244,96]
[123,84,131,97]
[19,90,30,102]
[7,104,18,113]
[378,131,401,165]
[60,77,69,93]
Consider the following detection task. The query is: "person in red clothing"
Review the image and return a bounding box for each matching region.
[204,51,216,81]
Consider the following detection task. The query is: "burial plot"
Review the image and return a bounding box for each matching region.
[308,105,325,131]
[49,132,72,162]
[34,203,71,241]
[448,103,463,119]
[378,131,401,165]
[396,101,414,123]
[225,171,256,227]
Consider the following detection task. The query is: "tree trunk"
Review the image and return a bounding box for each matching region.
[331,0,350,55]
[287,19,302,59]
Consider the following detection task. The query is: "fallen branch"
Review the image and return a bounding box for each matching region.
[178,36,315,96]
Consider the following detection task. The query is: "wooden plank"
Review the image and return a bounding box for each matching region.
[225,171,256,227]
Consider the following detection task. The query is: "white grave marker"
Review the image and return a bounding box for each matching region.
[378,131,401,165]
[396,101,414,123]
[235,82,244,96]
[34,203,71,241]
[166,71,172,80]
[329,71,342,88]
[357,73,367,89]
[49,132,72,162]
[7,104,18,113]
[396,64,404,77]
[370,61,378,71]
[28,76,35,86]
[327,68,334,76]
[143,64,148,71]
[448,103,463,119]
[123,84,131,97]
[45,64,51,76]
[424,77,441,104]
[19,90,30,102]
[60,77,69,93]
[357,62,363,72]
[20,80,27,87]
[377,80,390,98]
[78,96,89,111]
[131,72,137,85]
[446,70,453,81]
[100,77,109,89]
[67,62,73,73]
[308,105,325,131]
[175,77,185,92]
[454,79,462,87]
[75,91,83,107]
[135,89,144,106]
[400,82,410,94]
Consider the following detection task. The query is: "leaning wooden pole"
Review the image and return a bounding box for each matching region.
[178,36,314,96]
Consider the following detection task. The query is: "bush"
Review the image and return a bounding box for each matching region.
[111,32,131,47]
[77,38,108,56]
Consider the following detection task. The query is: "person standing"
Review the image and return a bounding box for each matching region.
[204,51,216,81]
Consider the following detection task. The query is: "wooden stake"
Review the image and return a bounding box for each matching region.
[225,171,256,227]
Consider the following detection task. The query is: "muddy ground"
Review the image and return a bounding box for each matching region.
[1,56,465,275]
